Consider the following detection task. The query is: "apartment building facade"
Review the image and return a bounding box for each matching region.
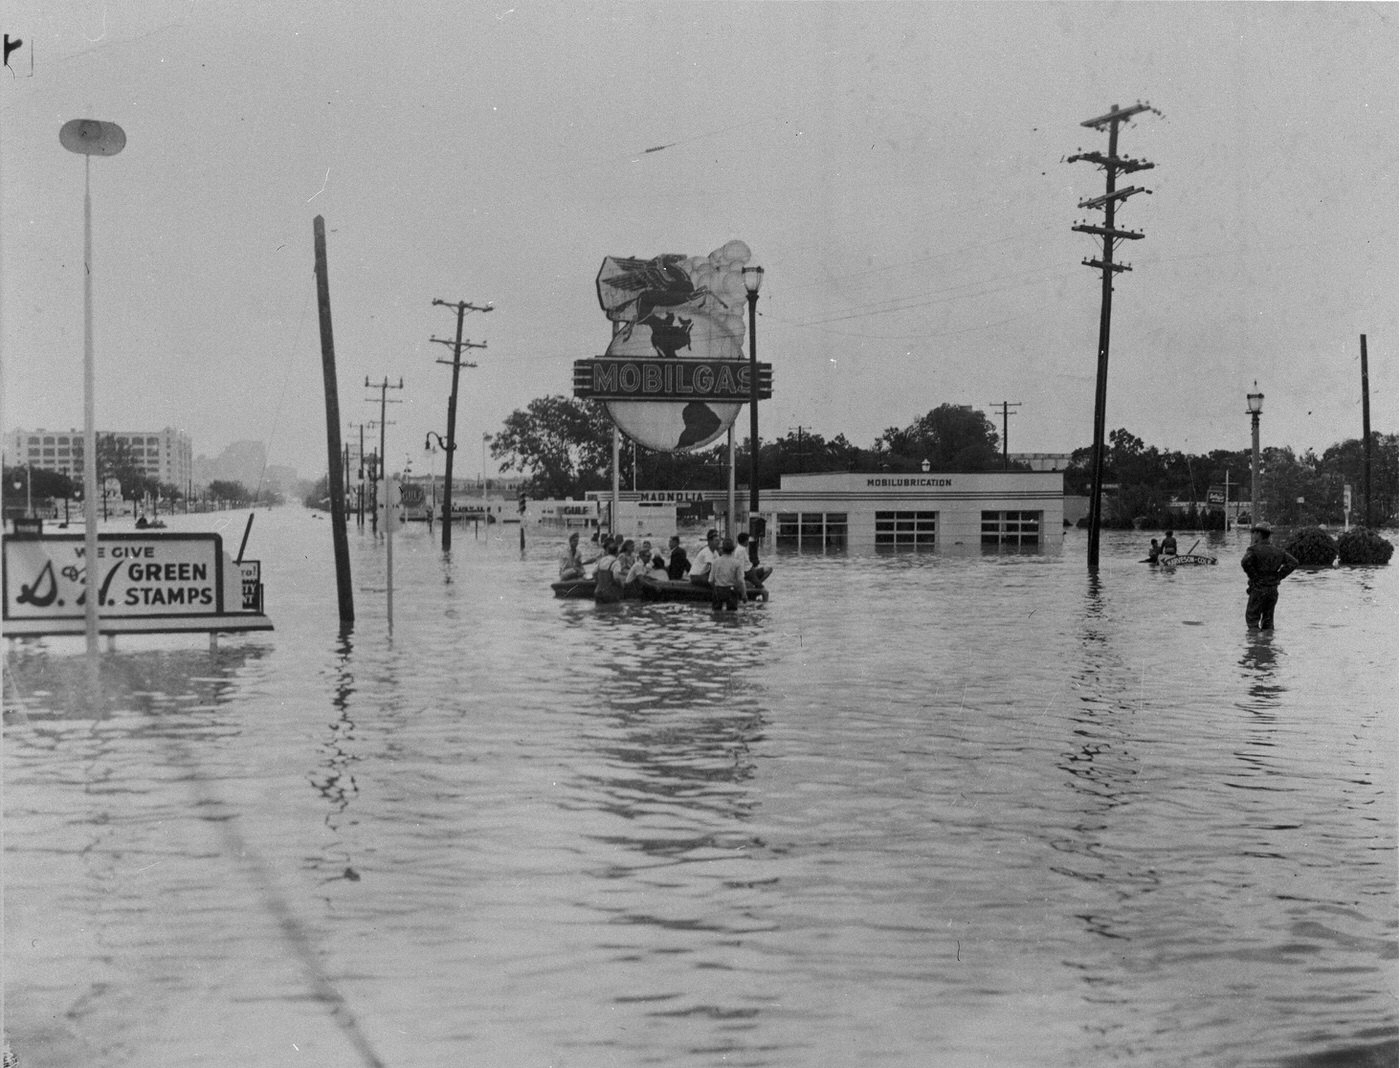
[4,427,194,488]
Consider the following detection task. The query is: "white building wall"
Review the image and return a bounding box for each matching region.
[764,471,1064,548]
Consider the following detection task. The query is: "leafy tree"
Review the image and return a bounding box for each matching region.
[3,465,75,501]
[878,404,1001,471]
[1322,433,1399,523]
[492,396,615,498]
[302,474,330,510]
[97,434,145,498]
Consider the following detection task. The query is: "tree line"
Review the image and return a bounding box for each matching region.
[478,395,1397,529]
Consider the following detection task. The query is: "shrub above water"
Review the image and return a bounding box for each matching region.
[1336,528,1395,566]
[1283,527,1338,567]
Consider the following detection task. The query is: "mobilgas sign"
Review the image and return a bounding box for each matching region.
[573,358,773,402]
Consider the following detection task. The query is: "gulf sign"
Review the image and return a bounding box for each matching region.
[573,358,772,402]
[3,533,236,620]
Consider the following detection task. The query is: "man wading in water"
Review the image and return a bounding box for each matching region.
[1240,521,1298,630]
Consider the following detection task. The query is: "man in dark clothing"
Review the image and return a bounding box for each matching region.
[665,534,691,581]
[1240,522,1298,629]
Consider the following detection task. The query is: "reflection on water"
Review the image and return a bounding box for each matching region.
[4,513,1396,1068]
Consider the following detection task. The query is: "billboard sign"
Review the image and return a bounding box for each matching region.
[591,241,768,452]
[573,357,771,402]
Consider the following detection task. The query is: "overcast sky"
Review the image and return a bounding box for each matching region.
[3,2,1395,481]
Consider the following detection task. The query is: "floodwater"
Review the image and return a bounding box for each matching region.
[4,508,1396,1068]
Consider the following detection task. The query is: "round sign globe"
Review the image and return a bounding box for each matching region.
[603,305,744,452]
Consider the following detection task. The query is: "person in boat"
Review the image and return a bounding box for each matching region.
[709,538,747,611]
[689,529,721,587]
[1161,530,1178,557]
[592,538,624,603]
[645,554,669,581]
[135,514,150,529]
[666,535,691,581]
[735,531,773,585]
[1146,538,1161,564]
[559,531,589,581]
[1240,521,1297,630]
[617,539,644,596]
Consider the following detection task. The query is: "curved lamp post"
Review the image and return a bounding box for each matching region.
[1247,382,1264,526]
[61,118,126,656]
[426,430,454,528]
[743,266,764,544]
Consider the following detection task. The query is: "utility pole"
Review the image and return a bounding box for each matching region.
[788,426,812,473]
[1070,101,1156,568]
[987,401,1021,470]
[365,376,403,535]
[431,298,492,551]
[1360,334,1373,527]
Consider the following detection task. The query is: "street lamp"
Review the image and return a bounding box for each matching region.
[1247,382,1264,526]
[482,432,491,500]
[61,117,125,655]
[743,265,764,549]
[426,430,454,528]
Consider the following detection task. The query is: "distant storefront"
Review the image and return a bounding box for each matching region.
[763,471,1065,550]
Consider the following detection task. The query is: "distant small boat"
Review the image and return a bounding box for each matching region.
[1157,552,1216,567]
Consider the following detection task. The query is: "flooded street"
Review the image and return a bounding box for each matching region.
[5,508,1396,1068]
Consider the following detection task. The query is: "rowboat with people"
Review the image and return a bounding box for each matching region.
[550,574,769,602]
[1143,536,1217,567]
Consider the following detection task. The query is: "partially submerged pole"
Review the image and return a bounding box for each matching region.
[386,477,396,634]
[236,512,254,563]
[1361,334,1373,527]
[313,215,354,624]
[612,426,621,536]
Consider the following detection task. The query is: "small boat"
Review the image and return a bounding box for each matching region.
[551,574,769,602]
[1157,552,1217,567]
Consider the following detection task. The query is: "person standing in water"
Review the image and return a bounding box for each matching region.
[1240,522,1297,630]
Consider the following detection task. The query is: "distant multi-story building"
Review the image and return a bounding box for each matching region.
[4,427,193,488]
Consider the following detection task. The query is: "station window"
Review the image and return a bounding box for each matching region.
[776,511,847,550]
[875,510,937,547]
[981,510,1041,546]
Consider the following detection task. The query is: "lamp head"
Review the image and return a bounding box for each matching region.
[742,266,764,295]
[1246,381,1264,415]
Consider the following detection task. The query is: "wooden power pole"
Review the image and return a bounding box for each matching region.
[988,401,1021,469]
[1070,101,1157,568]
[430,299,492,551]
[312,216,354,624]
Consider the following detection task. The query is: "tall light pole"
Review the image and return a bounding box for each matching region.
[482,432,491,500]
[61,118,126,656]
[1247,382,1264,525]
[743,266,764,546]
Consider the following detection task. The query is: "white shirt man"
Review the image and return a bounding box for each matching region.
[689,529,721,586]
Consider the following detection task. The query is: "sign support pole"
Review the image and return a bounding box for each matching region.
[82,155,100,654]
